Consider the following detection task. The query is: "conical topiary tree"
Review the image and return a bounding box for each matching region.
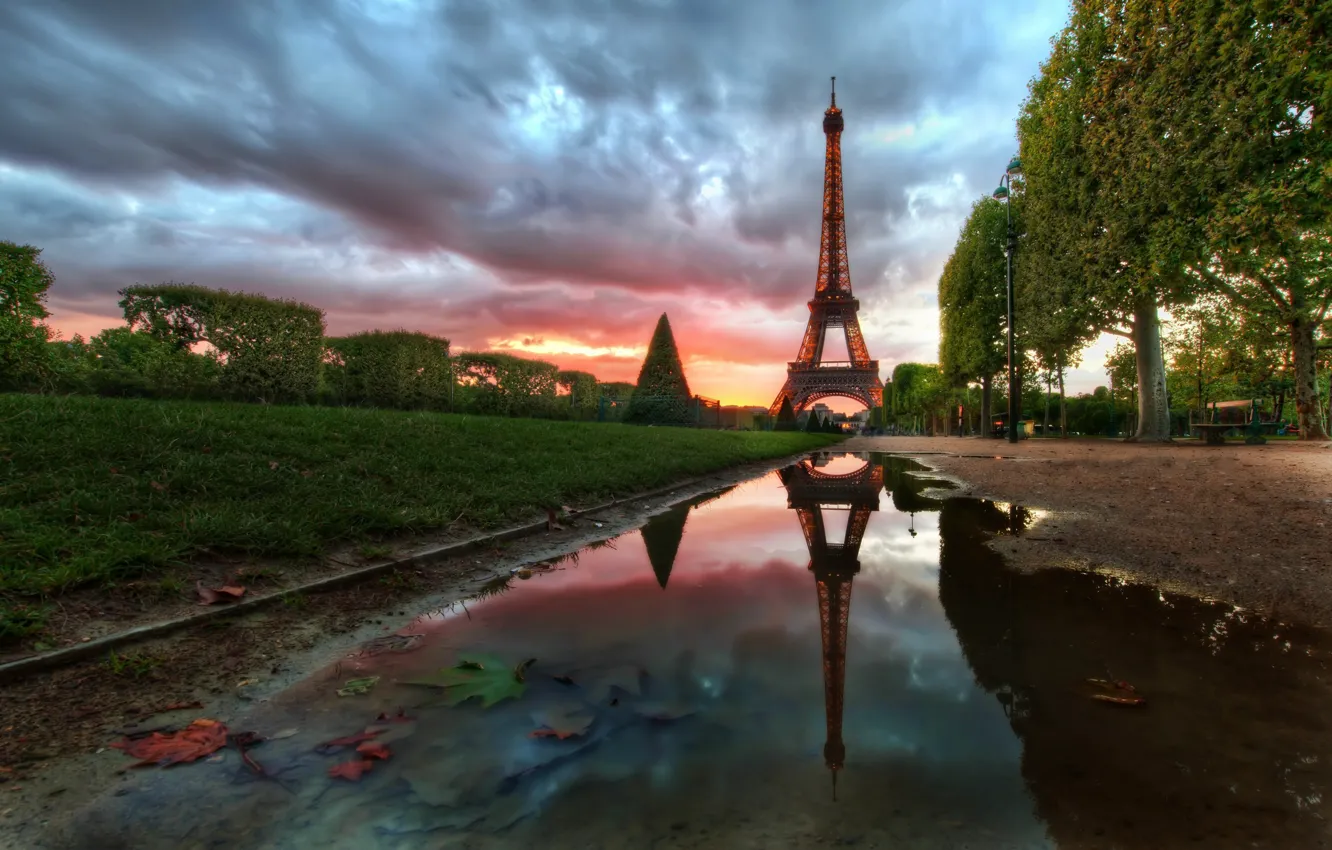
[641,503,690,589]
[624,313,694,426]
[804,411,821,433]
[775,396,798,431]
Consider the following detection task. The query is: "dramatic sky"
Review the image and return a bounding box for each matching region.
[1,0,1114,408]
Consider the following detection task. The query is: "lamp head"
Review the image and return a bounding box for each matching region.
[992,185,1009,200]
[1007,156,1022,175]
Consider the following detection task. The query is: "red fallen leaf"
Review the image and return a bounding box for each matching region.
[124,512,144,522]
[196,582,246,605]
[109,718,228,767]
[201,446,212,454]
[150,481,166,492]
[109,467,120,475]
[300,470,313,478]
[355,741,392,760]
[328,759,375,781]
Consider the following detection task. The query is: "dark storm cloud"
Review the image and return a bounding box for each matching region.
[0,0,1047,321]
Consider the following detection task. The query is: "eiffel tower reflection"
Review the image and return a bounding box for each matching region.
[778,453,883,798]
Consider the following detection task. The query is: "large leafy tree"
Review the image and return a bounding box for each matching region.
[890,362,949,434]
[1024,0,1331,440]
[1018,8,1194,442]
[1093,0,1331,439]
[624,313,694,426]
[939,196,1008,436]
[0,241,56,390]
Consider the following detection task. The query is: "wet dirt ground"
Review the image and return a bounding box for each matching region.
[846,435,1332,627]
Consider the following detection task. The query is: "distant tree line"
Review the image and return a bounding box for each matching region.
[938,0,1331,440]
[1,257,634,421]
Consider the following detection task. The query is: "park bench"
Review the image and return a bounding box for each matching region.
[1191,400,1268,446]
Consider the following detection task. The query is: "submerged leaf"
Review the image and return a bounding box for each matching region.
[336,676,380,697]
[562,664,643,703]
[317,730,380,753]
[328,759,375,781]
[529,704,594,740]
[110,718,229,767]
[632,701,696,722]
[404,654,531,708]
[356,741,392,760]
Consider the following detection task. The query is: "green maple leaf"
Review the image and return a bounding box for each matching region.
[405,654,535,708]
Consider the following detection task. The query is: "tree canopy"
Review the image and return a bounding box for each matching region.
[1007,0,1331,439]
[0,242,56,390]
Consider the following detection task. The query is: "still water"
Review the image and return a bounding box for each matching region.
[61,453,1332,849]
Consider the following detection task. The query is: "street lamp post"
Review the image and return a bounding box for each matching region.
[993,156,1022,444]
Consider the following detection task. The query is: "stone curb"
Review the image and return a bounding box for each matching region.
[0,448,832,684]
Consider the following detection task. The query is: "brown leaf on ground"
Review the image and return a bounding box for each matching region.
[546,509,563,531]
[1083,678,1147,706]
[328,759,375,781]
[196,583,246,605]
[355,741,392,760]
[109,718,228,767]
[269,461,279,470]
[149,481,166,492]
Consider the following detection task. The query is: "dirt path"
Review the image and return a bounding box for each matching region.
[846,435,1332,627]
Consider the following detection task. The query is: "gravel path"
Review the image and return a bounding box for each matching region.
[845,435,1332,627]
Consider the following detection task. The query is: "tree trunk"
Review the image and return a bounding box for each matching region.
[1058,363,1068,438]
[1290,317,1330,440]
[1129,295,1172,442]
[980,374,993,439]
[1042,369,1052,437]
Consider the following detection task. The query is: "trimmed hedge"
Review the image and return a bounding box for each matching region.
[455,351,560,417]
[120,283,325,403]
[556,369,599,413]
[323,330,451,410]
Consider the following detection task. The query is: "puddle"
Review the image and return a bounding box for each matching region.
[48,453,1332,849]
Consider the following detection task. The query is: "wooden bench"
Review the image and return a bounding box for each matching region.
[1192,423,1236,445]
[1191,400,1269,445]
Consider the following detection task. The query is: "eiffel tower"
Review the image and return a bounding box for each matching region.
[778,454,883,797]
[770,79,884,416]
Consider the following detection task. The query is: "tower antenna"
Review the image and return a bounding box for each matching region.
[830,76,836,107]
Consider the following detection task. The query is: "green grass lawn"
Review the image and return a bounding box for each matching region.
[0,394,840,609]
